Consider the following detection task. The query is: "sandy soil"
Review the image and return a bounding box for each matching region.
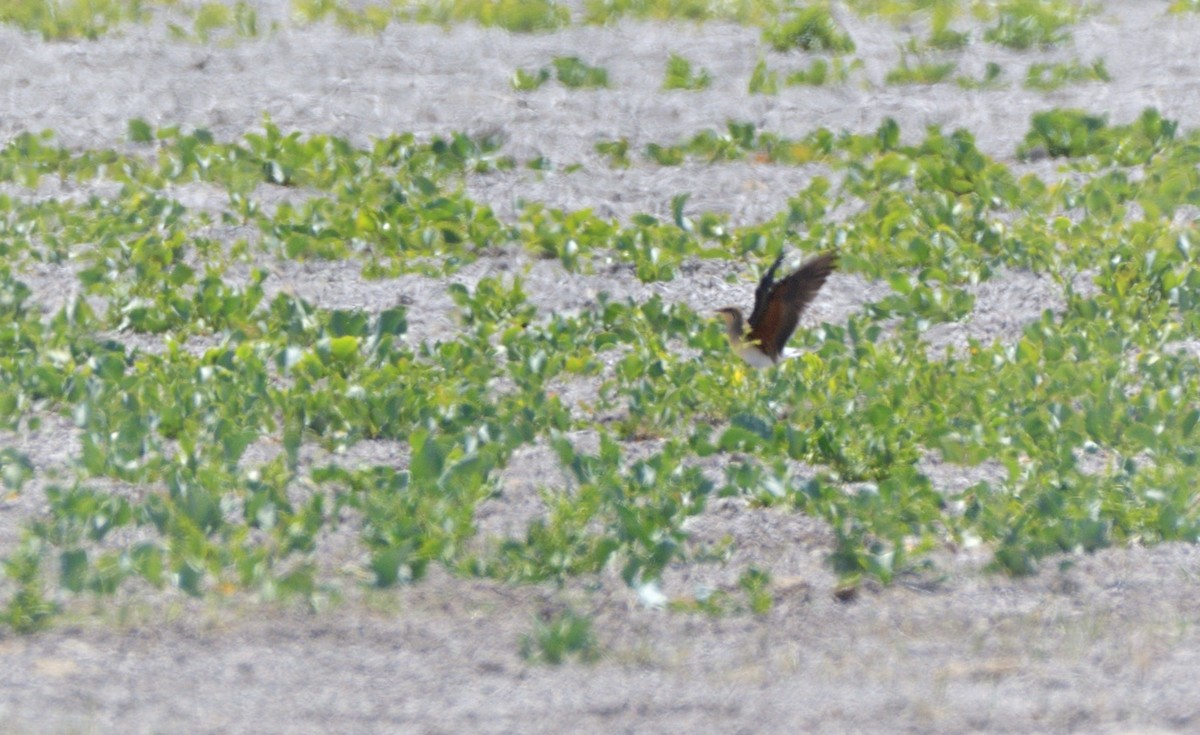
[2,2,1200,732]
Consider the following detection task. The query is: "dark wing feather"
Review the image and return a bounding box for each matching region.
[747,251,837,359]
[748,297,789,361]
[747,254,784,331]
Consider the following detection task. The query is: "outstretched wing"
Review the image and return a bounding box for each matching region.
[747,251,837,360]
[747,254,784,332]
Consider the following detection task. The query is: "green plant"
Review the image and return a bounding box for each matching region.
[785,57,859,86]
[646,142,686,165]
[595,138,631,168]
[663,53,713,90]
[1,538,56,633]
[1024,58,1110,91]
[886,56,956,85]
[982,0,1081,49]
[1015,108,1108,159]
[956,61,1004,89]
[551,56,610,88]
[0,0,149,38]
[170,1,263,42]
[921,6,969,49]
[582,0,788,25]
[748,58,778,95]
[739,567,773,614]
[764,6,855,52]
[1,449,34,492]
[520,609,600,664]
[401,0,570,31]
[844,0,959,22]
[290,0,392,32]
[512,66,551,91]
[1016,108,1178,165]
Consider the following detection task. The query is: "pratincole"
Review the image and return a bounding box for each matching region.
[716,251,837,368]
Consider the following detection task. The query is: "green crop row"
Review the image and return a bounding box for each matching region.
[2,0,1096,46]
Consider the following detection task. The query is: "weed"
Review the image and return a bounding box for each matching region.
[1,538,56,633]
[748,58,779,95]
[739,567,773,614]
[512,67,551,91]
[886,56,956,85]
[927,26,967,50]
[764,6,855,53]
[1016,108,1175,164]
[785,57,859,86]
[583,0,788,25]
[552,56,610,88]
[1024,58,1110,91]
[956,61,1004,89]
[402,0,569,32]
[595,138,631,168]
[663,53,713,90]
[520,609,601,664]
[0,0,148,39]
[982,0,1081,49]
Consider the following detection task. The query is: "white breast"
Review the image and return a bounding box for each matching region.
[737,345,777,369]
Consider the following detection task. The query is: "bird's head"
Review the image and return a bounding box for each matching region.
[714,307,745,339]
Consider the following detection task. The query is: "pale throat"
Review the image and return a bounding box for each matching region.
[722,310,775,367]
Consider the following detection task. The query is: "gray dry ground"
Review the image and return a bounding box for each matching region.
[2,2,1200,733]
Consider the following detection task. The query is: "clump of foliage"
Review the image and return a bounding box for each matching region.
[785,57,859,86]
[748,58,779,94]
[1024,58,1110,91]
[2,539,56,633]
[167,0,265,43]
[512,66,551,91]
[515,56,611,89]
[1016,107,1177,163]
[926,15,967,50]
[400,0,570,31]
[843,0,955,21]
[291,0,392,32]
[763,6,855,53]
[0,0,149,39]
[956,61,1004,89]
[292,0,571,34]
[885,55,956,85]
[595,138,631,167]
[520,609,600,664]
[982,0,1082,49]
[582,0,788,25]
[663,53,713,90]
[554,56,609,88]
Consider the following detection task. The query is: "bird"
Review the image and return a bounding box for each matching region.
[716,251,837,368]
